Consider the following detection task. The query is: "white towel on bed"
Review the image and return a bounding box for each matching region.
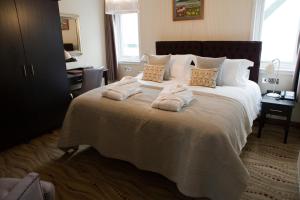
[152,84,194,112]
[102,76,142,101]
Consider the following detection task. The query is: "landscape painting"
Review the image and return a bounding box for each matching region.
[173,0,204,21]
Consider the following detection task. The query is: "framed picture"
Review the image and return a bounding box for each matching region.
[173,0,204,21]
[61,18,69,30]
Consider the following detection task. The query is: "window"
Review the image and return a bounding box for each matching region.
[115,13,140,62]
[253,0,300,70]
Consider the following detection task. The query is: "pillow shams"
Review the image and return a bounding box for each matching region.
[220,59,254,86]
[142,64,165,83]
[170,54,197,82]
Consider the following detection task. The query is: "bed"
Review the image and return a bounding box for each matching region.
[58,41,262,200]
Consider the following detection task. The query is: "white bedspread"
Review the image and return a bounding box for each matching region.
[58,77,261,200]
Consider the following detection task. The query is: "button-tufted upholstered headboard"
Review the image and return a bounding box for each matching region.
[156,41,262,83]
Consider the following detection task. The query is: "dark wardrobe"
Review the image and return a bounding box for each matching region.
[0,0,70,149]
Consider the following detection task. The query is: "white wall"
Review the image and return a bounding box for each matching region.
[59,0,106,69]
[139,0,254,54]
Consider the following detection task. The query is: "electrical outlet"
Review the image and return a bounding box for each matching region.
[124,66,132,72]
[268,78,279,85]
[262,77,268,83]
[262,77,279,84]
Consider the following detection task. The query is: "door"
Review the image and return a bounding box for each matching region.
[15,0,70,135]
[0,0,29,147]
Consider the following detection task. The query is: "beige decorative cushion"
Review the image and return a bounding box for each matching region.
[142,64,165,83]
[196,56,226,85]
[147,54,172,80]
[190,68,219,88]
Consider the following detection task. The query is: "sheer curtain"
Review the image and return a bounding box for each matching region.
[293,35,300,100]
[104,0,139,81]
[105,0,139,14]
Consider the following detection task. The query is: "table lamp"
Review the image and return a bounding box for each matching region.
[140,54,148,64]
[265,58,281,98]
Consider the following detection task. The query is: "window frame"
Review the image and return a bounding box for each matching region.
[252,0,300,72]
[114,12,140,63]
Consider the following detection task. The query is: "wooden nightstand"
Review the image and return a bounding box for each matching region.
[258,95,295,143]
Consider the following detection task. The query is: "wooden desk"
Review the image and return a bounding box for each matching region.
[67,67,109,90]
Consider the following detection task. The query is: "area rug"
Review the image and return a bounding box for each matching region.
[0,125,299,200]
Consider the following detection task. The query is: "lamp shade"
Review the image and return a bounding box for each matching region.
[140,54,149,63]
[265,58,280,75]
[265,63,275,75]
[105,0,139,14]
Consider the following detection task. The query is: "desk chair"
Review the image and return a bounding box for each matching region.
[72,68,104,97]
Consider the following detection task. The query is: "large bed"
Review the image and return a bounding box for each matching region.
[58,41,262,200]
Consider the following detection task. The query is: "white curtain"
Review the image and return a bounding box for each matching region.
[105,0,139,15]
[250,0,265,40]
[294,32,300,100]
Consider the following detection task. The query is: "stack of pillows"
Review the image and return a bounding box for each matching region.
[142,54,254,88]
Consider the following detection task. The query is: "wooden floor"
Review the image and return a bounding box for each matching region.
[0,124,299,200]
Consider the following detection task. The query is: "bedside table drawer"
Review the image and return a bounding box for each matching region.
[263,104,290,116]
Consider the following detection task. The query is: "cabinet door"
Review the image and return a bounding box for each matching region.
[15,0,70,135]
[0,0,29,147]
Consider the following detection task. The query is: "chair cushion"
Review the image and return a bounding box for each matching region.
[0,174,55,200]
[0,178,19,199]
[40,181,55,200]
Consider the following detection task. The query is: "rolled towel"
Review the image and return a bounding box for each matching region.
[102,76,142,101]
[152,84,194,112]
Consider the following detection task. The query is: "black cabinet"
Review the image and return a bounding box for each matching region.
[0,0,70,148]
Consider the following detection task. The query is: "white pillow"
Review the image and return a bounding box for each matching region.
[220,59,254,86]
[170,54,196,81]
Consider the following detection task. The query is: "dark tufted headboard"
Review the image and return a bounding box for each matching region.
[156,41,262,83]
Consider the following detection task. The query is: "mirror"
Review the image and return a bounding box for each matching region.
[60,14,82,57]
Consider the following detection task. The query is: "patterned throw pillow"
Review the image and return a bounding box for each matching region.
[196,56,226,86]
[190,68,219,88]
[142,64,165,83]
[147,54,172,80]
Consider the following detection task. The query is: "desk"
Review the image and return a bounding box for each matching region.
[67,67,109,90]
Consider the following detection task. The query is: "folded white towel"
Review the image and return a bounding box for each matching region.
[152,85,194,112]
[102,76,142,101]
[115,76,138,86]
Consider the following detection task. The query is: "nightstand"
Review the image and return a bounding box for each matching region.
[258,95,295,143]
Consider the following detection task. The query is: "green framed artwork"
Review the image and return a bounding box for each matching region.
[173,0,204,21]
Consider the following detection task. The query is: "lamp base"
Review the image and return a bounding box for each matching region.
[266,92,281,98]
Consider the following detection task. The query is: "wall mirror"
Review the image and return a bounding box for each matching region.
[60,14,82,57]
